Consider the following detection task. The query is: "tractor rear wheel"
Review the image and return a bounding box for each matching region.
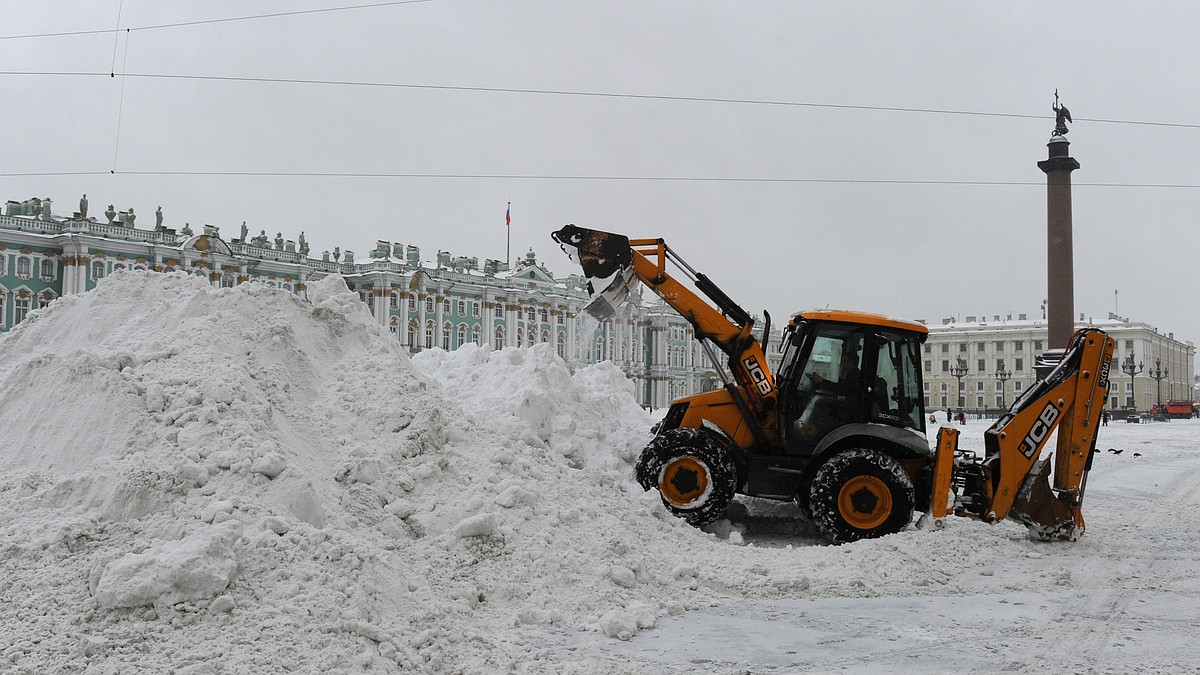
[810,448,914,543]
[635,429,737,527]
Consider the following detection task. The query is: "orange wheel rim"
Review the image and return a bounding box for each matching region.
[660,456,710,508]
[838,476,891,530]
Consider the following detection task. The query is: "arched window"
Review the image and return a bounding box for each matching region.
[457,300,466,316]
[425,297,434,314]
[594,337,604,362]
[540,309,548,323]
[390,292,400,310]
[472,302,480,318]
[407,296,416,311]
[527,308,536,322]
[424,321,434,349]
[91,261,105,280]
[407,321,417,347]
[494,304,504,319]
[472,325,482,345]
[442,322,452,350]
[541,330,550,344]
[15,257,32,279]
[443,299,451,315]
[389,317,399,335]
[39,258,55,280]
[112,262,127,272]
[457,323,467,347]
[221,274,235,288]
[38,291,55,309]
[557,332,566,358]
[494,326,505,351]
[163,266,177,274]
[528,327,537,346]
[13,295,31,324]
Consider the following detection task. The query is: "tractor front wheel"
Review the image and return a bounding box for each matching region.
[635,429,737,527]
[810,448,914,543]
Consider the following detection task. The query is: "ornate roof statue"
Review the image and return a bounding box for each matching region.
[1052,89,1072,137]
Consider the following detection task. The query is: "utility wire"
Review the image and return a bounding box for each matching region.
[2,69,1197,130]
[1,169,1195,188]
[0,0,437,41]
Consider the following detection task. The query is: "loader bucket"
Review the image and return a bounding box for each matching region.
[551,225,639,320]
[1009,457,1081,541]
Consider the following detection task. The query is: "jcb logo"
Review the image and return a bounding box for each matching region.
[742,355,773,396]
[1019,403,1060,458]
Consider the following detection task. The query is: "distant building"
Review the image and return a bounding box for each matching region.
[922,312,1196,413]
[0,195,742,408]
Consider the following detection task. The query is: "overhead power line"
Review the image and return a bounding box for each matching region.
[3,70,1199,130]
[1,169,1196,188]
[0,0,437,41]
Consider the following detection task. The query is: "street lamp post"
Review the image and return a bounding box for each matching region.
[1148,357,1168,410]
[994,364,1013,412]
[950,357,969,410]
[1120,353,1144,412]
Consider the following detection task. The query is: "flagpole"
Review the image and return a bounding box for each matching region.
[506,202,511,269]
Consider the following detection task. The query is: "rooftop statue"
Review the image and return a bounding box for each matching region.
[1052,89,1072,137]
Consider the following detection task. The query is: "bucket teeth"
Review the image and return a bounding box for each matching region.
[1009,457,1080,541]
[551,225,637,319]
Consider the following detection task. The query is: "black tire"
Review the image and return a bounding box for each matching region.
[635,428,737,527]
[810,448,914,543]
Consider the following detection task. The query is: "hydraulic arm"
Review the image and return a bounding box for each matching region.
[928,328,1115,540]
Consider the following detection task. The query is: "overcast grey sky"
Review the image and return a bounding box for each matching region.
[3,2,1198,365]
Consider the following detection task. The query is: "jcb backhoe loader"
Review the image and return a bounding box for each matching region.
[552,225,1115,543]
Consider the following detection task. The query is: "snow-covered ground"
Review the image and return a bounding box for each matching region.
[0,272,1195,674]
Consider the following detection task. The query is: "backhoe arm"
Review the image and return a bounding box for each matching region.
[930,328,1114,540]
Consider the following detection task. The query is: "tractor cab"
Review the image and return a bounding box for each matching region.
[777,310,928,456]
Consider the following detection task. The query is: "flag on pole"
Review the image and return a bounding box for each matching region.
[506,203,511,228]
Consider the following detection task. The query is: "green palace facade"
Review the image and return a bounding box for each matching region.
[1,194,736,408]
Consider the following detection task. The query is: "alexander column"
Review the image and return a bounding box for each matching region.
[1037,91,1080,350]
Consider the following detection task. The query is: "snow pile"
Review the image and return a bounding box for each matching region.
[411,342,651,472]
[0,271,736,673]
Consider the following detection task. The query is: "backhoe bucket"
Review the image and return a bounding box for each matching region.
[1009,457,1081,541]
[551,225,638,320]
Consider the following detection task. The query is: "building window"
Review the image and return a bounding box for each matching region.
[494,326,504,350]
[91,261,105,280]
[941,360,949,373]
[442,322,451,350]
[1015,341,1024,352]
[457,300,466,316]
[37,292,53,309]
[1034,340,1043,351]
[472,325,481,345]
[996,396,1004,408]
[457,323,467,347]
[407,322,416,346]
[0,295,5,329]
[924,360,931,372]
[541,330,550,344]
[527,308,536,322]
[408,296,416,311]
[13,295,31,324]
[443,299,451,315]
[940,344,949,354]
[472,302,480,318]
[15,256,32,279]
[557,332,566,358]
[424,321,434,349]
[557,312,565,326]
[959,344,967,353]
[976,381,984,392]
[495,304,504,319]
[1015,358,1023,372]
[995,359,1005,372]
[976,395,984,408]
[389,317,399,334]
[977,359,985,372]
[539,309,548,323]
[221,274,235,288]
[1014,381,1023,392]
[40,258,55,281]
[390,292,400,310]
